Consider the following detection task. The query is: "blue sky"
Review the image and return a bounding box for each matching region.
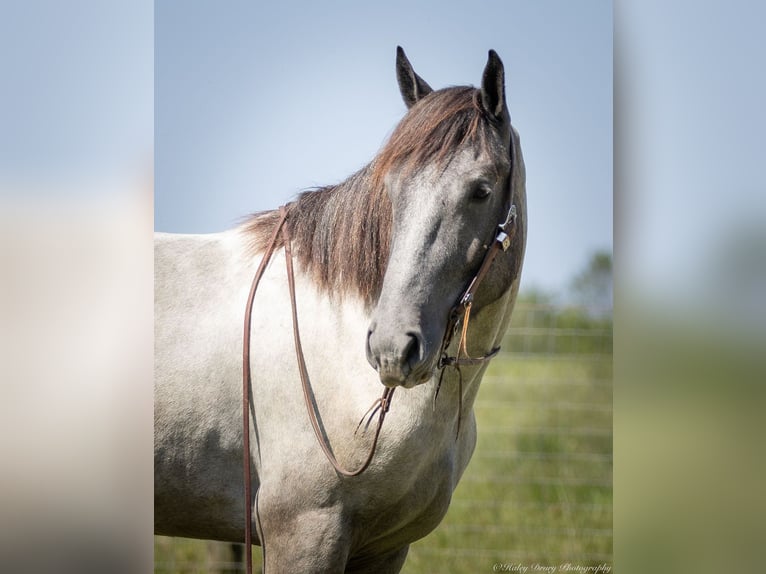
[0,1,152,186]
[155,0,613,294]
[2,1,763,302]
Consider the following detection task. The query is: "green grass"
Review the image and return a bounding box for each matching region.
[403,353,612,573]
[155,305,613,573]
[154,537,259,573]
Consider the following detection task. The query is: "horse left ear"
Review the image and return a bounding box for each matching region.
[480,50,508,123]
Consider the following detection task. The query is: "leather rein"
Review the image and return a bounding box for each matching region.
[241,198,516,572]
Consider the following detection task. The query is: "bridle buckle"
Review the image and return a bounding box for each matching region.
[495,204,516,252]
[496,230,511,252]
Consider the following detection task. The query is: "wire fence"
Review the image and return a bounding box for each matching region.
[155,302,613,572]
[404,302,613,571]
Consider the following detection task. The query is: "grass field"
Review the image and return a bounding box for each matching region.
[155,304,613,573]
[403,352,612,572]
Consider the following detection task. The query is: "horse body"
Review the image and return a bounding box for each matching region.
[155,47,526,573]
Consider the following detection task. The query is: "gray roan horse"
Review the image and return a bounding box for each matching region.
[155,47,527,573]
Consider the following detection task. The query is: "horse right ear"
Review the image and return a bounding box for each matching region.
[480,49,509,124]
[396,46,433,109]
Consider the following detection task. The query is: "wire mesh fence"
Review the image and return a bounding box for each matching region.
[155,302,613,573]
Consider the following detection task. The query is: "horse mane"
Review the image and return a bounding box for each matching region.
[241,86,493,309]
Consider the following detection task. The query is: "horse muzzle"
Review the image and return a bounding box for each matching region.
[366,321,437,388]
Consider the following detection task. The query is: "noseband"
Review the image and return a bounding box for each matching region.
[241,159,517,574]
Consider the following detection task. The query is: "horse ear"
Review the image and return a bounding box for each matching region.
[396,46,433,109]
[480,50,508,122]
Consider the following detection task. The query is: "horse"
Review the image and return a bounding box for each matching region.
[154,46,527,573]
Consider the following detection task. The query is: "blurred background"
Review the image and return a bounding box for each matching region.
[1,1,765,573]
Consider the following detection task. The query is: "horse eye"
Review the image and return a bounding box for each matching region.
[470,182,492,201]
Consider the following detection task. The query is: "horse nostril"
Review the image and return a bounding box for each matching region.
[366,323,428,384]
[403,332,423,370]
[366,325,379,369]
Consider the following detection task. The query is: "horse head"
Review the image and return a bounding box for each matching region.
[366,47,525,388]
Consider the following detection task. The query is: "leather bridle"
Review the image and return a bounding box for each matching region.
[439,202,518,370]
[433,201,517,437]
[241,150,517,574]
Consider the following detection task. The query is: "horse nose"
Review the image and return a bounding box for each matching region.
[366,324,425,387]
